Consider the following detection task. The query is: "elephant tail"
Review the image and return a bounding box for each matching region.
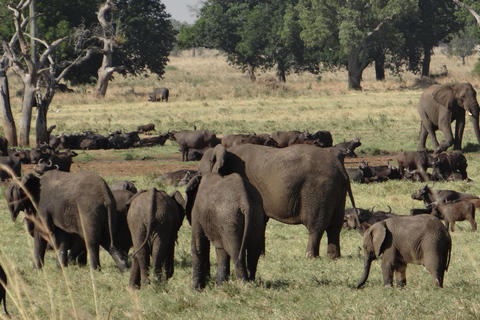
[131,188,157,258]
[445,234,452,272]
[236,204,251,268]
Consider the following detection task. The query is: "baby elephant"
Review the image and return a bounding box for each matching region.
[127,188,185,288]
[186,172,266,291]
[432,200,477,232]
[148,87,169,102]
[358,215,451,288]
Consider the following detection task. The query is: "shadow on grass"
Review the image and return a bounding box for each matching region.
[462,143,480,153]
[260,279,292,290]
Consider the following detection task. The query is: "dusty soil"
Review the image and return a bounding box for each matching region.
[22,151,399,178]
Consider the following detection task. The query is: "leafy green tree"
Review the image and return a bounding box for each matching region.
[444,30,477,65]
[292,0,418,90]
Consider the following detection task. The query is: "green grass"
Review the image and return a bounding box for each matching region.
[0,50,480,319]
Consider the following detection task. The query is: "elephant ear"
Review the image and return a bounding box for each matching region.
[170,190,186,229]
[432,84,456,110]
[211,145,227,173]
[371,221,387,258]
[185,175,202,225]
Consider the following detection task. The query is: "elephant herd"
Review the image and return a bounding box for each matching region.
[0,82,478,308]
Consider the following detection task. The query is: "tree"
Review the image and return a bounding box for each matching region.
[293,0,418,90]
[444,30,477,64]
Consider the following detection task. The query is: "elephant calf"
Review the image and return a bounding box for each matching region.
[186,172,266,291]
[127,188,185,288]
[358,215,451,288]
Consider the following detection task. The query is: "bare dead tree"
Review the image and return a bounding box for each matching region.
[0,0,107,146]
[94,0,125,98]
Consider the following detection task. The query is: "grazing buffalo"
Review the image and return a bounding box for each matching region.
[149,87,169,102]
[270,130,309,148]
[168,130,220,162]
[221,134,253,148]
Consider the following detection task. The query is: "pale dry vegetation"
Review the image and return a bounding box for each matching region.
[0,49,479,319]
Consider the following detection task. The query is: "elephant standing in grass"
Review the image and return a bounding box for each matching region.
[357,215,451,288]
[417,82,480,153]
[197,144,356,259]
[5,171,128,272]
[127,188,185,288]
[185,173,266,290]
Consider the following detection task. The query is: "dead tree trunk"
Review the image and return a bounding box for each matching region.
[94,0,125,98]
[0,58,17,146]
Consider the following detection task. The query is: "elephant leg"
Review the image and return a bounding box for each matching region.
[305,230,323,258]
[215,247,230,286]
[326,217,343,260]
[470,218,477,232]
[86,241,101,271]
[454,114,466,150]
[417,121,429,151]
[33,230,47,269]
[129,257,141,288]
[394,264,407,288]
[55,229,70,268]
[425,262,445,288]
[151,238,166,283]
[233,250,248,283]
[421,120,441,152]
[246,248,261,281]
[136,246,151,287]
[381,259,394,287]
[438,125,455,153]
[192,229,210,290]
[164,236,176,280]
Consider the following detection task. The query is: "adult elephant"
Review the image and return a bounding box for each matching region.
[197,144,356,258]
[417,82,480,153]
[6,171,128,272]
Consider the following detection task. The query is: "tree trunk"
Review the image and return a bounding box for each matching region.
[94,65,111,98]
[0,61,18,146]
[35,99,49,146]
[192,48,196,57]
[19,83,36,146]
[347,53,364,91]
[422,46,431,77]
[375,53,385,81]
[246,63,256,82]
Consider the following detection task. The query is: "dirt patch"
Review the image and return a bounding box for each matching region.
[21,152,398,178]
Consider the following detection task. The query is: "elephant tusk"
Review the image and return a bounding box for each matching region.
[468,111,473,116]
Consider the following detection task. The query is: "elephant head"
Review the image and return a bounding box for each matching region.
[5,174,40,221]
[357,221,390,288]
[197,144,227,175]
[433,82,480,146]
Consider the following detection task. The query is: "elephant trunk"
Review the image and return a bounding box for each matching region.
[469,112,480,146]
[357,256,373,288]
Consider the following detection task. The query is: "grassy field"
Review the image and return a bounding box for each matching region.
[0,49,480,319]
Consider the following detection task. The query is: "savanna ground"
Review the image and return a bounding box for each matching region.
[1,48,480,319]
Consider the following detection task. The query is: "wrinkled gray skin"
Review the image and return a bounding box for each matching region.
[149,87,169,102]
[197,144,356,259]
[358,215,451,288]
[417,82,480,153]
[5,171,128,272]
[185,173,266,290]
[127,188,185,288]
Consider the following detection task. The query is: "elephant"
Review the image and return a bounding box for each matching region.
[417,82,480,153]
[5,171,128,272]
[357,215,451,288]
[148,87,169,102]
[197,144,356,259]
[185,172,266,290]
[126,188,185,288]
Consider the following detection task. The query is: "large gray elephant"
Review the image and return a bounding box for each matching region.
[5,171,128,272]
[127,188,185,288]
[357,215,451,288]
[417,82,480,153]
[185,172,266,290]
[197,144,356,259]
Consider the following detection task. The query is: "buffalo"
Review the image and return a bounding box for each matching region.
[168,130,220,162]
